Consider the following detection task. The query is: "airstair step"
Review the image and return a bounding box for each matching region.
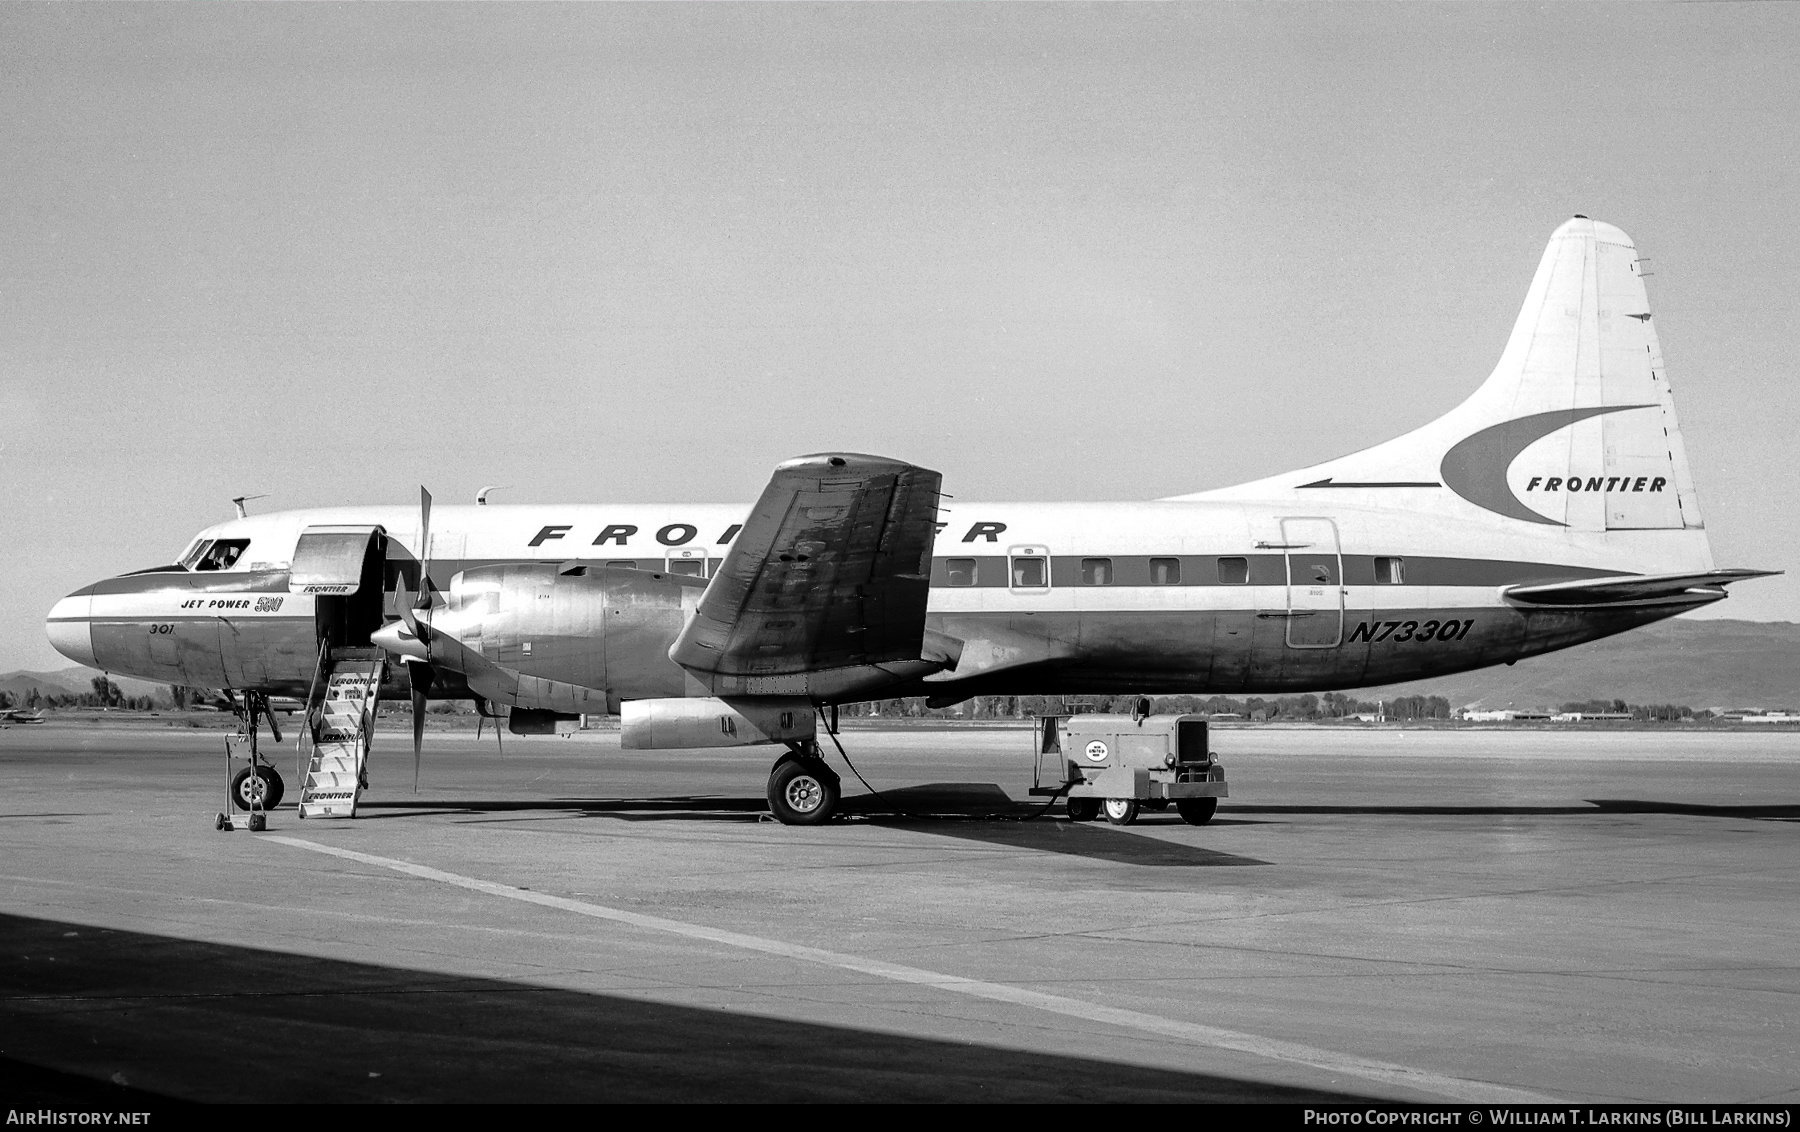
[298,653,385,821]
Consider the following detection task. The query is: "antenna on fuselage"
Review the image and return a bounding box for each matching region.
[231,494,268,519]
[476,485,510,506]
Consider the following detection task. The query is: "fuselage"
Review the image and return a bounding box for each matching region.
[46,496,1718,703]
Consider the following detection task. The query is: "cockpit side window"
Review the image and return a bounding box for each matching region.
[193,538,251,571]
[179,540,212,570]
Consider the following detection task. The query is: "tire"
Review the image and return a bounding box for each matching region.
[231,765,282,812]
[1066,797,1101,823]
[1103,798,1139,826]
[767,758,840,826]
[1176,798,1218,826]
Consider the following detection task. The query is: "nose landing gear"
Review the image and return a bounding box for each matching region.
[215,690,284,833]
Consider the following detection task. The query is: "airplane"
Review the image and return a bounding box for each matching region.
[45,217,1776,825]
[1,708,46,725]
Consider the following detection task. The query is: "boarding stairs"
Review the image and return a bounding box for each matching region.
[297,648,385,820]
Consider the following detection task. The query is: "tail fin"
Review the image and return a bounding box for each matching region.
[1175,217,1703,533]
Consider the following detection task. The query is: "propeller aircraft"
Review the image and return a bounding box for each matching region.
[46,218,1776,824]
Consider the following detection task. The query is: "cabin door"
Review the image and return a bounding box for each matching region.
[1280,517,1343,648]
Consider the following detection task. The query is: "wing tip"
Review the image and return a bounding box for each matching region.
[777,452,937,479]
[1553,214,1634,248]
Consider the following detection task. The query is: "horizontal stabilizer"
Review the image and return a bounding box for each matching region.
[1502,569,1778,607]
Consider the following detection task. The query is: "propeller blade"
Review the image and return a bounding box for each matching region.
[411,663,433,793]
[416,486,434,611]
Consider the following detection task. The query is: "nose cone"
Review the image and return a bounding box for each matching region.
[371,619,427,663]
[46,591,97,668]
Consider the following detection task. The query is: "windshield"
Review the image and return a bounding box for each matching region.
[193,539,250,571]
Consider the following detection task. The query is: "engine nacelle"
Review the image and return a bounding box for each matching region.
[427,562,705,710]
[620,696,815,750]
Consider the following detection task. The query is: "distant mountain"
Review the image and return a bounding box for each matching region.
[1359,618,1800,712]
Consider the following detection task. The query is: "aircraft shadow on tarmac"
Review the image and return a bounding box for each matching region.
[0,911,1370,1105]
[356,784,1273,865]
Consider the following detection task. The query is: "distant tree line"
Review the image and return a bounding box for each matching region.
[0,677,157,712]
[852,693,1454,721]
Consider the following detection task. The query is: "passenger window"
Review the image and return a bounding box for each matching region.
[1081,558,1113,586]
[1011,556,1046,587]
[669,559,705,577]
[1150,557,1181,585]
[1374,556,1405,584]
[1217,556,1249,584]
[946,558,978,586]
[195,539,250,571]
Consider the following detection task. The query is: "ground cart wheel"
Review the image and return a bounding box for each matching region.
[231,765,283,811]
[1176,798,1217,826]
[1066,798,1100,823]
[767,758,840,826]
[1103,798,1139,826]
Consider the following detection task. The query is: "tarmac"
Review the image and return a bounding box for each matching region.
[1,720,1797,1104]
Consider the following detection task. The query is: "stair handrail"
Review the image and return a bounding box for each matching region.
[297,638,329,793]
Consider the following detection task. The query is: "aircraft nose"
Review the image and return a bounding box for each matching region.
[46,590,97,668]
[370,619,427,663]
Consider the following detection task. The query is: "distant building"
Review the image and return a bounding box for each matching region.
[1550,711,1633,722]
[1462,709,1554,722]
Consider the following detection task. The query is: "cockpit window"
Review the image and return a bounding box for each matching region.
[193,538,250,571]
[179,540,211,570]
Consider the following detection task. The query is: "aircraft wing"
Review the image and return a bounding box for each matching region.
[670,453,943,683]
[1502,568,1779,607]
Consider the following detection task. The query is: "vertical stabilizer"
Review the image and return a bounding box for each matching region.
[1175,218,1705,534]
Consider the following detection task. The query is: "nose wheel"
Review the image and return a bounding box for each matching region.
[767,746,841,826]
[231,764,285,811]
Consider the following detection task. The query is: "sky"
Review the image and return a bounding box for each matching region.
[2,3,1797,672]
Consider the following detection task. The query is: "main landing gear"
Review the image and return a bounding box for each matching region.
[766,741,841,826]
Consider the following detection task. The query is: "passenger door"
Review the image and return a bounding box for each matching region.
[1280,517,1343,648]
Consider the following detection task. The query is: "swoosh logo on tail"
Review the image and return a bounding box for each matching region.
[1438,405,1655,526]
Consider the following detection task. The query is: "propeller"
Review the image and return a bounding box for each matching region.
[371,486,519,771]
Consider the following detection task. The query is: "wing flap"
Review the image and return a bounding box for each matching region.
[672,453,942,679]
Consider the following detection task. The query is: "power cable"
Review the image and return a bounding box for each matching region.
[818,713,1069,823]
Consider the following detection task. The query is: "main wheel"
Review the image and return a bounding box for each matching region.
[1176,797,1218,826]
[231,765,283,811]
[767,758,840,826]
[1103,798,1139,826]
[1066,797,1101,823]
